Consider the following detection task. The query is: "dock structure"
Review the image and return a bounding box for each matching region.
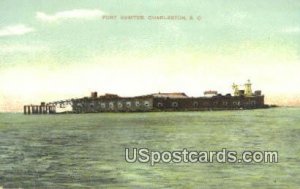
[23,102,56,115]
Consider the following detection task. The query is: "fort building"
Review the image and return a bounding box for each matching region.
[23,80,268,114]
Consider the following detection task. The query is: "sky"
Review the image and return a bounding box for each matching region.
[0,0,300,112]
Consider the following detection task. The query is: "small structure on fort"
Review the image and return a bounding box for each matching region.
[24,80,268,114]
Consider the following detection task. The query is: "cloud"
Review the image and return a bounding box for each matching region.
[0,24,34,37]
[0,44,48,54]
[36,9,105,22]
[281,26,300,33]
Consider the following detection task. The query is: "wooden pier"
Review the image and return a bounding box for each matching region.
[23,102,56,115]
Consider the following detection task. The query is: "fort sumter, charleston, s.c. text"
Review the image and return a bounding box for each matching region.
[101,15,202,21]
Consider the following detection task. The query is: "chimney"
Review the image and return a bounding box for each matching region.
[91,92,98,98]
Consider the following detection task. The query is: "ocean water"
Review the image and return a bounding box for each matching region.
[0,108,299,188]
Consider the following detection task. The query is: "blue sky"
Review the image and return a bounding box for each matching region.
[0,0,300,111]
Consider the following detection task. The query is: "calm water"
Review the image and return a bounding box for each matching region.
[0,108,299,188]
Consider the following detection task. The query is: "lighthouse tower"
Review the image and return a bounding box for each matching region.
[232,83,239,96]
[244,79,253,96]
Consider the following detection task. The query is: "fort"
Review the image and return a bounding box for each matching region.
[23,80,269,114]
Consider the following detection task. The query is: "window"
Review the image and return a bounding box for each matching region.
[101,103,106,108]
[223,101,228,105]
[157,102,163,107]
[126,102,131,107]
[118,102,123,108]
[172,102,178,108]
[109,102,114,109]
[135,101,140,107]
[233,101,240,106]
[90,103,94,108]
[193,102,198,107]
[144,101,150,106]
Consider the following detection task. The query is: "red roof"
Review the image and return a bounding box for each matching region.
[151,92,188,98]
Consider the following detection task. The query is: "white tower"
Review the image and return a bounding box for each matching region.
[244,79,253,96]
[232,83,239,96]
